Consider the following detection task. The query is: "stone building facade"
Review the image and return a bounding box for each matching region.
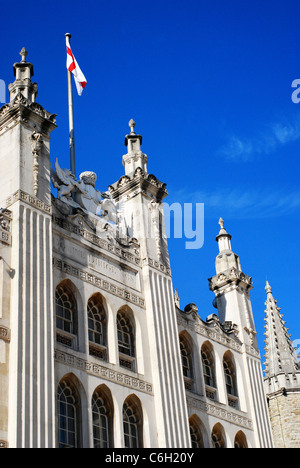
[0,49,282,448]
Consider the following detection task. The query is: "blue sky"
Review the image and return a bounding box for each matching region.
[1,0,299,362]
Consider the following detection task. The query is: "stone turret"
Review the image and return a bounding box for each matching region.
[209,219,273,447]
[209,219,255,347]
[8,47,38,103]
[122,119,148,175]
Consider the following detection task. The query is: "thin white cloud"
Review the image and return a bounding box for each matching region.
[168,187,300,219]
[218,118,300,162]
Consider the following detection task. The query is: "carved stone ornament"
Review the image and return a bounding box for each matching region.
[174,289,180,308]
[0,91,57,123]
[148,200,162,260]
[244,326,257,346]
[51,158,134,245]
[30,132,43,196]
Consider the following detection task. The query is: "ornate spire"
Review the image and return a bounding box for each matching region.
[264,281,299,379]
[8,48,38,103]
[123,119,148,175]
[215,217,232,252]
[213,219,247,279]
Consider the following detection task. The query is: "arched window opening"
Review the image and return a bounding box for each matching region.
[201,342,216,400]
[117,309,135,371]
[55,283,77,348]
[57,378,81,448]
[92,387,113,448]
[189,417,204,448]
[123,397,143,448]
[211,423,226,449]
[88,295,107,360]
[223,352,238,408]
[179,333,194,391]
[234,431,248,448]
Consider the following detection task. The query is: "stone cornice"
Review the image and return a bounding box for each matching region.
[209,267,253,293]
[52,213,141,269]
[177,311,242,353]
[0,92,57,135]
[55,349,153,395]
[186,394,253,430]
[6,190,51,215]
[53,257,145,308]
[108,167,168,203]
[266,385,300,399]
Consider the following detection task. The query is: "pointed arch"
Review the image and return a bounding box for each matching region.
[88,292,108,360]
[57,373,82,448]
[117,305,136,371]
[201,341,217,399]
[234,430,248,448]
[179,331,194,391]
[122,394,143,448]
[189,414,208,448]
[92,384,114,448]
[211,423,226,448]
[223,350,239,408]
[55,279,78,348]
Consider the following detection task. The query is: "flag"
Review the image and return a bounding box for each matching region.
[66,36,87,96]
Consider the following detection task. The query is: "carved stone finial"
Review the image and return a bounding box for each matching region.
[265,280,272,294]
[129,119,136,134]
[20,47,28,62]
[218,217,224,229]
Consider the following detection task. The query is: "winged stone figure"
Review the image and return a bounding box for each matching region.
[51,158,82,208]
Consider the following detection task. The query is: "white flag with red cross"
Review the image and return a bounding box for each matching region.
[66,36,87,96]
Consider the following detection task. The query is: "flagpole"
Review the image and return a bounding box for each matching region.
[65,32,76,177]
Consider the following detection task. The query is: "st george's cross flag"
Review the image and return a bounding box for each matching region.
[66,36,87,96]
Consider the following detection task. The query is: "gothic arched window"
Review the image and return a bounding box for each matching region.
[88,294,107,360]
[234,431,248,448]
[55,282,77,348]
[179,333,194,391]
[211,423,226,449]
[223,351,238,407]
[123,397,143,448]
[189,417,204,448]
[201,342,216,399]
[57,378,81,448]
[117,309,135,370]
[92,386,113,448]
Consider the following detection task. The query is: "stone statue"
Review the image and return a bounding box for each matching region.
[51,158,120,231]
